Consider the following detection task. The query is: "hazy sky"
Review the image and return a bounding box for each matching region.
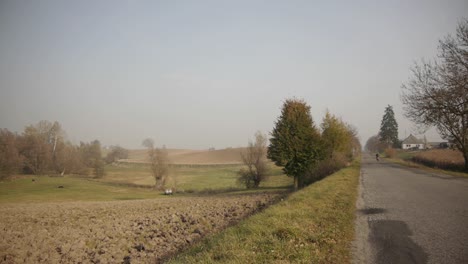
[1,0,467,149]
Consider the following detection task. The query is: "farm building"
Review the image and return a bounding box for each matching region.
[402,134,425,150]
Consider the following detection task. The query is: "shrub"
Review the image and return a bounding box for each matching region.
[304,154,348,185]
[384,148,396,158]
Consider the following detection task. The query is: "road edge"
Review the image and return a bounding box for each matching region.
[352,164,372,264]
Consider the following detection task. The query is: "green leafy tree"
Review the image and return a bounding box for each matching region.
[379,105,399,148]
[267,99,322,190]
[304,112,361,185]
[321,111,351,158]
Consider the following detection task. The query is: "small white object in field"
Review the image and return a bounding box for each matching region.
[164,189,173,195]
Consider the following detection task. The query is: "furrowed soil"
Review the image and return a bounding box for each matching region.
[0,193,281,263]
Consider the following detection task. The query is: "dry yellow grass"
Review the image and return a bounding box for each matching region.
[124,148,249,165]
[412,149,465,171]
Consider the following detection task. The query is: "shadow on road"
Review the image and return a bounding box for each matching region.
[369,220,428,264]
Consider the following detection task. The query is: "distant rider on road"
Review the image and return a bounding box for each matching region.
[376,153,380,161]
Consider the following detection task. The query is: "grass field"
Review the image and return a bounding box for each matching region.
[0,175,164,203]
[168,161,360,263]
[102,162,292,192]
[0,163,292,203]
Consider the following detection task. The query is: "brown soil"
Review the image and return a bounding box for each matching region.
[124,148,249,165]
[0,193,280,263]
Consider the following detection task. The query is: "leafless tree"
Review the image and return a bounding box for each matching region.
[78,140,105,178]
[104,145,129,164]
[238,131,268,188]
[142,138,169,189]
[0,129,22,179]
[401,20,468,171]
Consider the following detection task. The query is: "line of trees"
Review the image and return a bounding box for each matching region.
[0,120,125,179]
[257,98,361,190]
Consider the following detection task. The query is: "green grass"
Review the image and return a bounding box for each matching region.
[102,163,293,192]
[0,164,293,203]
[0,175,164,203]
[168,161,360,263]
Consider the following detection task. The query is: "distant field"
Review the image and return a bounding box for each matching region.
[123,148,248,165]
[0,175,163,203]
[101,162,291,192]
[0,162,292,203]
[412,149,465,171]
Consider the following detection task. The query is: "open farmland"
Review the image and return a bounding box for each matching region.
[0,193,282,263]
[102,162,291,192]
[0,147,293,263]
[122,148,246,165]
[412,149,465,171]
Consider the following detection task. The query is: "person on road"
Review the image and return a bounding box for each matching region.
[376,153,379,161]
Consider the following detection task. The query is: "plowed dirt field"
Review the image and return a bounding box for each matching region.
[0,193,281,263]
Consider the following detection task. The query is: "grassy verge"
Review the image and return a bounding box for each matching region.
[168,161,360,264]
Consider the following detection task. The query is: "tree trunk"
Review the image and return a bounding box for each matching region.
[463,151,468,172]
[293,176,298,191]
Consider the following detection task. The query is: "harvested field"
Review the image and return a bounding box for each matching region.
[124,148,248,165]
[412,149,465,171]
[0,193,281,263]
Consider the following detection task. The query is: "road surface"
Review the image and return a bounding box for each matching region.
[353,153,468,264]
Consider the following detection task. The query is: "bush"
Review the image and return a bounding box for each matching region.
[304,154,348,185]
[237,168,256,189]
[384,148,396,158]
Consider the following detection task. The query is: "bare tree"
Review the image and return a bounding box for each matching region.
[79,140,105,178]
[142,138,169,189]
[0,129,22,179]
[19,125,52,174]
[104,145,129,164]
[238,131,268,188]
[401,20,468,171]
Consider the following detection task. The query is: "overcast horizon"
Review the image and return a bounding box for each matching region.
[1,1,467,149]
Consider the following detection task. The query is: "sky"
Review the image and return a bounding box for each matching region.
[0,0,467,149]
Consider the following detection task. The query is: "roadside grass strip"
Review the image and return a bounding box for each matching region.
[169,161,360,263]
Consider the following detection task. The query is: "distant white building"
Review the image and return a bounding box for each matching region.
[402,134,424,150]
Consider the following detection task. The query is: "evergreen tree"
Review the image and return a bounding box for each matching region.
[379,105,399,148]
[267,99,322,190]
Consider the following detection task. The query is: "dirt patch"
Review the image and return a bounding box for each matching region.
[0,193,280,263]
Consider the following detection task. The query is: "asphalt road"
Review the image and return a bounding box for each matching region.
[353,153,468,264]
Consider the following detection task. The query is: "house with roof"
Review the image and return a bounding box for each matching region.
[402,134,425,150]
